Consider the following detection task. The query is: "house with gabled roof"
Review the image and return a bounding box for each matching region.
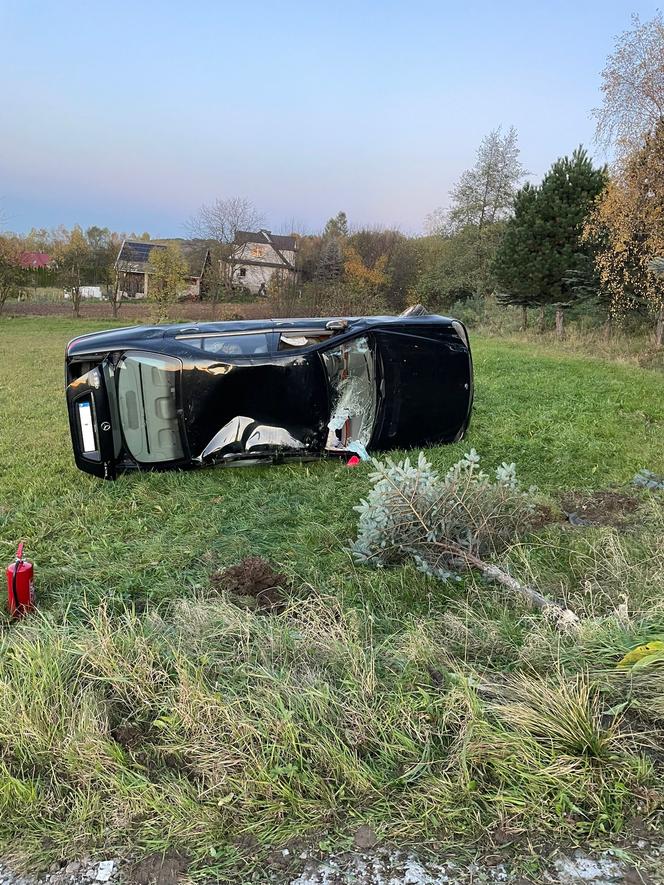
[227,229,298,295]
[115,239,211,299]
[19,251,52,270]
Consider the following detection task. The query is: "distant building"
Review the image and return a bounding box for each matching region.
[19,251,52,269]
[228,229,297,295]
[115,239,211,299]
[64,285,104,301]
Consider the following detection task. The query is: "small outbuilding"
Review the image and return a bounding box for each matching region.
[115,239,211,299]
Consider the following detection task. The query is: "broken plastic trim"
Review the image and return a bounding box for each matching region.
[219,451,323,467]
[197,416,307,463]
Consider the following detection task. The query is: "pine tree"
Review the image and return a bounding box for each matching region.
[316,237,344,281]
[494,148,607,338]
[494,184,542,329]
[324,211,349,239]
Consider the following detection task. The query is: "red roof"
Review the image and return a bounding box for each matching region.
[19,251,51,269]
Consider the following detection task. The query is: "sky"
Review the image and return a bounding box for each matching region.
[0,0,660,237]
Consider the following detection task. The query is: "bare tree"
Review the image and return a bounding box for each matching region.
[187,197,263,295]
[446,127,526,232]
[54,227,91,318]
[593,12,664,156]
[110,268,129,318]
[427,127,527,296]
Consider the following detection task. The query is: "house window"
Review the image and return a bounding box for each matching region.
[239,267,247,278]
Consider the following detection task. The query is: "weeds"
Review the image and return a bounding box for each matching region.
[0,587,661,872]
[0,318,663,875]
[491,671,620,758]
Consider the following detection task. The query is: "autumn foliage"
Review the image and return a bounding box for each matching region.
[584,121,664,346]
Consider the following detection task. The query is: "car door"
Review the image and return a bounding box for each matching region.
[372,325,472,447]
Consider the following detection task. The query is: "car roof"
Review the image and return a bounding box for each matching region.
[160,314,457,334]
[67,314,458,356]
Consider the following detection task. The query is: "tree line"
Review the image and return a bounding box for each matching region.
[1,12,662,344]
[0,225,137,317]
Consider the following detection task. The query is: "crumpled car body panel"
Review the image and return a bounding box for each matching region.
[64,313,473,479]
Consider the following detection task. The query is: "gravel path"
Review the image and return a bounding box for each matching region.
[0,844,661,885]
[0,859,120,885]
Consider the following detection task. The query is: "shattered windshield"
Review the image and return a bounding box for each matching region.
[322,336,377,452]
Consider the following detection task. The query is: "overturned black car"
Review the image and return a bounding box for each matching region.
[65,309,473,480]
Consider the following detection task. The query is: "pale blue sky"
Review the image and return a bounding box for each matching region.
[0,0,659,236]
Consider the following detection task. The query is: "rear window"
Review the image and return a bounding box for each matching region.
[117,352,183,464]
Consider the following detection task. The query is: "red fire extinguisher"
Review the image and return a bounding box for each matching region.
[6,542,35,618]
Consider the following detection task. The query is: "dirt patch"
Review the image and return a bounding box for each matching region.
[559,490,640,528]
[109,724,143,748]
[353,825,378,850]
[211,556,290,613]
[527,503,560,531]
[127,853,188,885]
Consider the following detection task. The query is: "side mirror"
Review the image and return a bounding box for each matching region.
[325,319,349,332]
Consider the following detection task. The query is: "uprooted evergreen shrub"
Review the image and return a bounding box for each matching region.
[353,450,579,628]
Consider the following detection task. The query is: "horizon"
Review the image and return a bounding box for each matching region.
[1,0,659,237]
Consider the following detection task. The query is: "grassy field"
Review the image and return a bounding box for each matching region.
[0,316,663,880]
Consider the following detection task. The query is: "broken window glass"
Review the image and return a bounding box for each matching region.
[321,336,377,452]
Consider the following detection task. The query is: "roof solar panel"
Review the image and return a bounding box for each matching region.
[123,242,153,263]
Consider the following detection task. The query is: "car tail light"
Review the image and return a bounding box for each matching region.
[452,321,469,348]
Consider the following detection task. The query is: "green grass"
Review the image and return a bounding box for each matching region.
[0,316,663,878]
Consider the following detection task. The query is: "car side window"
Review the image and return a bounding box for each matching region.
[278,332,332,350]
[181,333,270,356]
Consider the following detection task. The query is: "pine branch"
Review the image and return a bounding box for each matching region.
[353,452,580,632]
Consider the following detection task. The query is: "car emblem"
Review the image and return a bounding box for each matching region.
[101,422,111,431]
